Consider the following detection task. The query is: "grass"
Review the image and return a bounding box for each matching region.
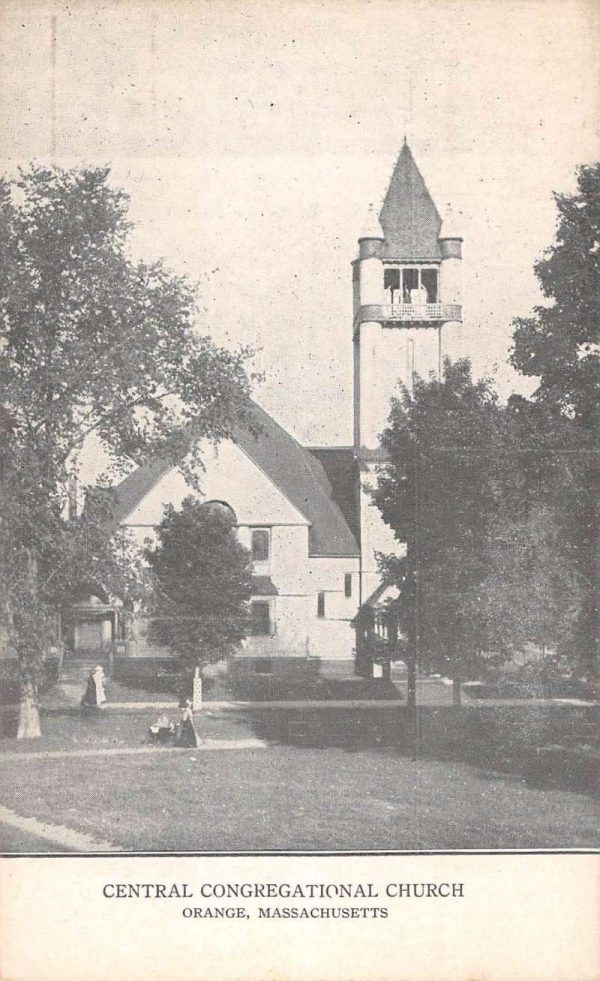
[0,707,598,853]
[0,706,248,750]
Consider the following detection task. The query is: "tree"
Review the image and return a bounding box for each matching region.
[510,162,600,676]
[42,486,145,650]
[374,361,503,706]
[145,498,253,669]
[511,162,600,430]
[0,165,255,735]
[373,360,582,705]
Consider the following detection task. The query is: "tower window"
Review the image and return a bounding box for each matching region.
[251,528,270,562]
[421,269,438,303]
[317,591,326,618]
[384,268,400,298]
[250,601,271,636]
[344,573,352,598]
[402,268,419,301]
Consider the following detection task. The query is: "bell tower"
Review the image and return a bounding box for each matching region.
[353,139,463,600]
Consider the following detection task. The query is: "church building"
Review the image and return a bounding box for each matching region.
[72,140,463,667]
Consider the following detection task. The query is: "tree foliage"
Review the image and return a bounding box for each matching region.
[511,162,600,430]
[145,498,253,665]
[373,360,583,683]
[0,165,255,697]
[1,165,254,490]
[510,162,600,674]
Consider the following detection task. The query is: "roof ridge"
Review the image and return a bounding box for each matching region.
[305,445,354,452]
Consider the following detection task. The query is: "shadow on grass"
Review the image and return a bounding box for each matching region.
[237,702,600,796]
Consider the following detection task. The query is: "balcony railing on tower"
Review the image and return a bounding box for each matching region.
[388,302,461,321]
[356,303,462,327]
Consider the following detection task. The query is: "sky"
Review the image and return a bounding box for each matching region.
[1,0,598,446]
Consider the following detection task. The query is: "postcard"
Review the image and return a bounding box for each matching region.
[0,1,598,979]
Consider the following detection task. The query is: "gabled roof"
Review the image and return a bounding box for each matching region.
[111,455,174,529]
[379,140,442,262]
[233,403,359,557]
[363,582,400,608]
[306,447,360,544]
[113,401,360,558]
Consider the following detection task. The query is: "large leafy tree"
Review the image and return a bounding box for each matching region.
[0,165,254,734]
[373,360,582,704]
[511,162,600,430]
[510,162,600,676]
[145,498,253,667]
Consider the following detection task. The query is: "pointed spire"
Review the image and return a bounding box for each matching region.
[379,141,442,261]
[358,203,385,241]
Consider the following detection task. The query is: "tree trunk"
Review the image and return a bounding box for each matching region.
[453,676,462,708]
[17,687,41,739]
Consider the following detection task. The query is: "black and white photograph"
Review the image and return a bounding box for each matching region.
[0,0,598,870]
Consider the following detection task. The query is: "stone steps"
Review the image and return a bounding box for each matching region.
[60,659,108,682]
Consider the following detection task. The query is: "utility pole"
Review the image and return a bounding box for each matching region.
[404,361,420,760]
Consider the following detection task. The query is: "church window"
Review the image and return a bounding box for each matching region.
[317,591,325,618]
[251,528,270,562]
[421,268,438,303]
[202,500,237,523]
[344,573,352,598]
[250,601,271,636]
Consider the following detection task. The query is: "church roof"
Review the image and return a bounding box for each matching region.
[306,447,360,545]
[111,455,174,529]
[113,401,360,558]
[233,403,359,557]
[379,140,442,261]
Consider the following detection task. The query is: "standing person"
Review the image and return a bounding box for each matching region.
[81,665,107,709]
[176,698,200,747]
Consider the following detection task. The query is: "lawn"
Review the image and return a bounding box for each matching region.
[0,707,598,852]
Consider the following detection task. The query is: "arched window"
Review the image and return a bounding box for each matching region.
[200,500,238,524]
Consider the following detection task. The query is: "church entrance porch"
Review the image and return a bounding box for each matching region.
[68,593,119,660]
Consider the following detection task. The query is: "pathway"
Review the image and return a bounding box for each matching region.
[0,737,266,762]
[0,805,119,852]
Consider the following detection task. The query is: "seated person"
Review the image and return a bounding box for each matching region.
[148,714,175,743]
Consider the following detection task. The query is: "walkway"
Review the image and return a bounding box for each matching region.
[0,737,265,762]
[0,805,119,852]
